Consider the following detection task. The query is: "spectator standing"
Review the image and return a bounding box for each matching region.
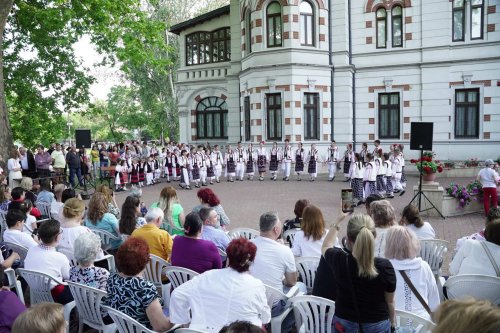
[131,208,173,262]
[18,147,36,178]
[66,145,82,188]
[7,149,22,190]
[99,145,108,178]
[90,145,100,180]
[34,145,52,178]
[50,143,66,184]
[199,207,230,251]
[477,159,499,216]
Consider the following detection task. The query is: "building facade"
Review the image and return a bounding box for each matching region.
[171,0,500,160]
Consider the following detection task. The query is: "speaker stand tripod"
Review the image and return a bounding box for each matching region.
[409,148,445,219]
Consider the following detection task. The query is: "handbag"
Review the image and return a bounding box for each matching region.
[398,270,432,316]
[480,241,500,277]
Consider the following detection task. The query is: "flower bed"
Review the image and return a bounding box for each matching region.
[445,180,483,209]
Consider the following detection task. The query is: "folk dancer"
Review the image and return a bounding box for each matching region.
[114,160,125,192]
[363,153,377,197]
[197,145,208,186]
[153,153,161,183]
[295,142,305,181]
[189,146,198,185]
[179,149,191,190]
[171,149,180,181]
[359,142,369,162]
[392,148,404,194]
[204,147,215,185]
[269,142,280,181]
[146,155,154,186]
[245,143,256,181]
[372,139,381,156]
[351,153,365,205]
[211,145,224,183]
[326,140,340,182]
[225,145,236,182]
[374,149,386,196]
[383,153,394,198]
[138,158,146,186]
[306,143,320,182]
[163,149,172,183]
[130,158,140,187]
[398,144,407,194]
[235,142,246,181]
[281,139,293,181]
[256,141,267,181]
[343,143,355,182]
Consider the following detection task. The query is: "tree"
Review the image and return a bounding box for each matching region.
[0,0,168,163]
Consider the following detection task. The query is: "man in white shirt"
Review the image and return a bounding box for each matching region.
[3,209,38,249]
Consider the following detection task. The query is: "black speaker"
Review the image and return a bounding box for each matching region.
[75,129,92,148]
[410,122,433,151]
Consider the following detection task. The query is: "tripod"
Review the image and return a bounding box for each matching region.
[409,148,445,219]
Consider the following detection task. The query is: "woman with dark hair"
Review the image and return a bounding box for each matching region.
[119,195,146,240]
[169,238,271,332]
[170,212,221,274]
[61,188,78,203]
[283,198,310,231]
[105,237,172,331]
[192,188,230,229]
[399,204,435,239]
[0,184,11,212]
[219,321,265,333]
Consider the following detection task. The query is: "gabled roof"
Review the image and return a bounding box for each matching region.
[170,5,231,35]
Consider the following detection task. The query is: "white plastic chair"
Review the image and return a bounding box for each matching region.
[35,201,52,219]
[227,227,259,240]
[444,274,500,305]
[264,284,300,333]
[283,228,301,247]
[67,282,116,333]
[90,228,121,252]
[176,329,209,333]
[17,269,76,333]
[0,211,7,241]
[102,305,155,333]
[143,254,172,306]
[292,295,336,333]
[69,254,117,273]
[295,257,320,294]
[395,310,436,333]
[2,241,29,261]
[419,239,448,299]
[164,266,199,289]
[4,268,25,304]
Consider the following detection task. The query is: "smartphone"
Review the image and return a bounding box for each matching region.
[341,188,355,213]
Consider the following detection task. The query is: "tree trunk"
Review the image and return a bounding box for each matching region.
[0,0,14,168]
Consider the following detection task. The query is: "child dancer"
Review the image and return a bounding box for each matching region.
[392,148,403,193]
[115,160,123,192]
[363,153,377,197]
[360,142,369,162]
[351,153,365,205]
[171,149,180,181]
[211,144,224,183]
[343,143,354,182]
[281,139,293,181]
[139,158,146,187]
[235,142,245,181]
[205,147,215,185]
[256,141,267,181]
[326,140,339,182]
[269,142,280,181]
[383,153,394,198]
[295,142,305,181]
[179,149,191,190]
[163,149,171,183]
[375,149,386,196]
[130,158,140,188]
[306,143,319,182]
[153,154,161,184]
[398,144,407,195]
[146,155,154,186]
[245,143,255,181]
[225,144,236,182]
[198,145,208,186]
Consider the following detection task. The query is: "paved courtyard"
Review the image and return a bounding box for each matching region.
[113,172,485,275]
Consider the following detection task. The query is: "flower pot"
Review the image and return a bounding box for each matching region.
[422,172,437,182]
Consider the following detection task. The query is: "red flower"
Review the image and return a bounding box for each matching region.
[437,166,443,173]
[410,159,416,163]
[424,166,432,174]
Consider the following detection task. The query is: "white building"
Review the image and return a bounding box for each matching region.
[171,0,500,160]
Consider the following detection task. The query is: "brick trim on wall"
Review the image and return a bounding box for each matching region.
[292,0,326,9]
[449,80,492,87]
[256,0,287,11]
[365,0,412,13]
[487,5,496,14]
[368,84,410,92]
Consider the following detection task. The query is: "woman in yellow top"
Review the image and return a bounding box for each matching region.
[91,145,100,180]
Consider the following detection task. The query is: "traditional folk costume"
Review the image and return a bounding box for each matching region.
[384,159,394,198]
[400,152,407,190]
[211,150,224,183]
[326,146,340,181]
[153,156,161,183]
[235,148,246,181]
[198,151,208,186]
[306,147,320,181]
[225,149,236,182]
[295,147,305,180]
[363,160,377,197]
[392,154,404,192]
[130,162,140,186]
[256,147,267,181]
[146,159,154,186]
[114,164,123,191]
[360,147,369,163]
[205,152,215,184]
[179,155,191,189]
[281,145,293,181]
[171,151,180,181]
[351,161,365,203]
[375,156,386,195]
[245,147,255,180]
[343,149,355,180]
[269,146,280,181]
[163,152,172,182]
[138,161,146,186]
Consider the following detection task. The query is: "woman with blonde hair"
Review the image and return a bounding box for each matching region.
[151,186,185,235]
[320,212,396,333]
[95,184,120,218]
[20,176,37,204]
[385,226,439,320]
[291,204,330,257]
[84,192,122,250]
[12,303,66,333]
[370,200,397,257]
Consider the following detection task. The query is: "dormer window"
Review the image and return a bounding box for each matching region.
[186,28,231,66]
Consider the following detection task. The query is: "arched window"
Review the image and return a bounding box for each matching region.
[376,8,387,48]
[392,6,402,47]
[267,2,282,47]
[247,9,252,53]
[196,97,228,139]
[300,1,314,46]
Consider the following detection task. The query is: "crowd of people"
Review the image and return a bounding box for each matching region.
[0,168,499,333]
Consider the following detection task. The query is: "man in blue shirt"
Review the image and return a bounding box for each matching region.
[199,207,230,251]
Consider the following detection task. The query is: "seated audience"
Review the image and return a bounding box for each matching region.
[61,188,78,203]
[105,237,172,331]
[399,204,435,239]
[131,207,173,262]
[7,187,25,212]
[24,219,73,304]
[455,207,500,253]
[370,200,397,257]
[283,199,310,231]
[35,179,54,205]
[84,192,122,250]
[3,209,38,249]
[192,188,230,229]
[95,185,120,218]
[292,204,329,257]
[19,177,37,204]
[170,238,271,332]
[58,198,103,262]
[0,267,26,333]
[450,218,500,276]
[12,303,65,333]
[199,207,230,251]
[50,184,65,220]
[119,195,146,240]
[69,232,110,291]
[18,199,37,234]
[432,299,500,333]
[219,321,265,333]
[364,193,384,216]
[0,185,10,212]
[151,186,185,235]
[385,226,439,320]
[171,212,222,274]
[320,212,396,332]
